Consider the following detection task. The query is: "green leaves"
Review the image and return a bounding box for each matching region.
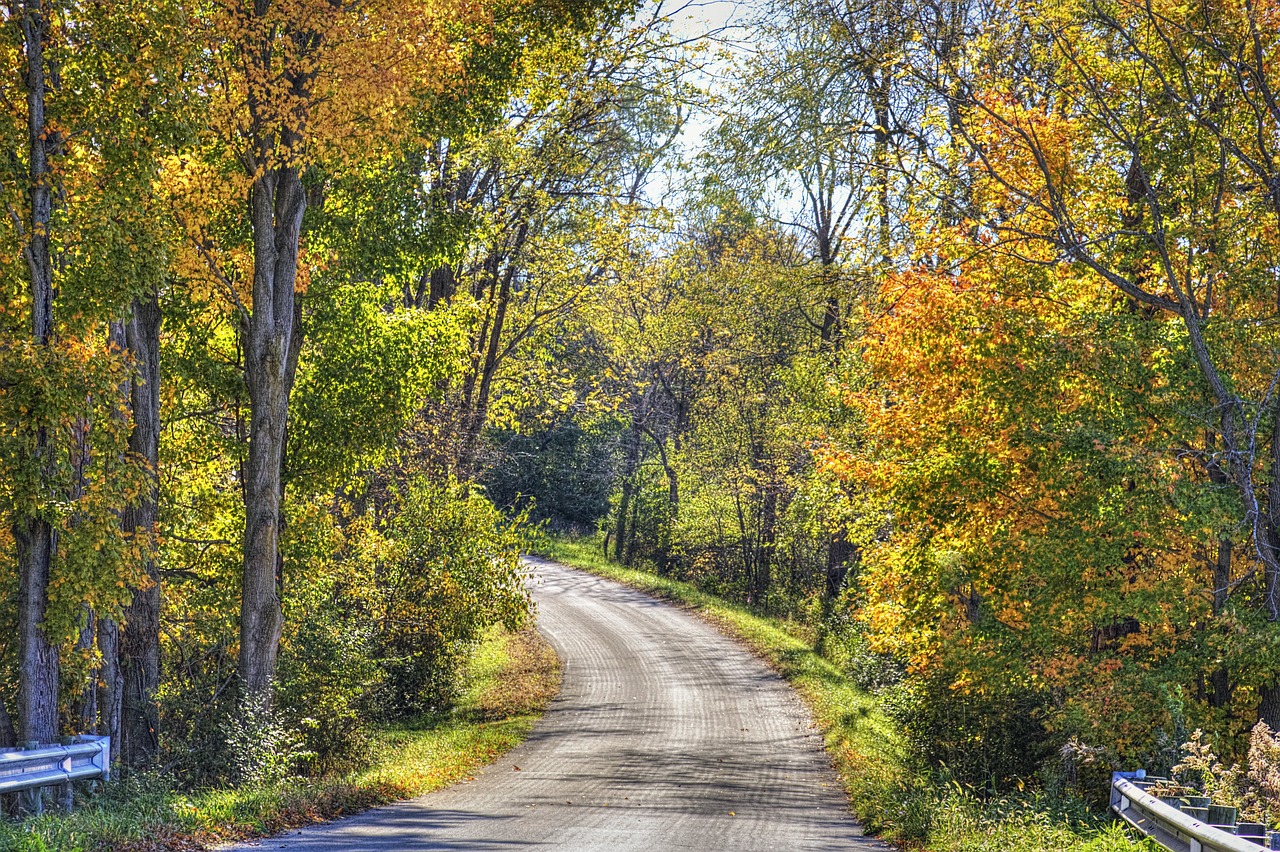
[289,279,468,492]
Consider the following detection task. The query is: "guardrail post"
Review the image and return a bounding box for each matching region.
[18,741,42,817]
[1109,769,1145,811]
[96,735,109,782]
[59,736,73,813]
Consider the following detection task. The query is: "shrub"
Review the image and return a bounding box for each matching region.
[219,697,315,787]
[273,476,533,773]
[879,665,1057,788]
[1171,723,1280,826]
[374,477,531,716]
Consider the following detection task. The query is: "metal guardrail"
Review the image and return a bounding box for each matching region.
[0,736,110,798]
[1111,772,1278,852]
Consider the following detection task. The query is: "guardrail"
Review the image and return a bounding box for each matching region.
[1111,771,1279,852]
[0,736,110,813]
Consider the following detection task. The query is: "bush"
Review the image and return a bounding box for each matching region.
[277,570,380,776]
[220,697,315,787]
[273,476,533,773]
[1170,723,1280,827]
[882,669,1057,788]
[482,418,623,533]
[374,477,531,716]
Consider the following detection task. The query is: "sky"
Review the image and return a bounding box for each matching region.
[641,0,753,202]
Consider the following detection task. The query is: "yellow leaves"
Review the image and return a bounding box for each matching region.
[202,0,489,173]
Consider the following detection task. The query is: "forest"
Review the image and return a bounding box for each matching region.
[3,0,1280,843]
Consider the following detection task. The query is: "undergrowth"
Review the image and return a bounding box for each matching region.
[0,627,560,852]
[536,535,1149,852]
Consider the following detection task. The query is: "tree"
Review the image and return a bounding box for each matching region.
[10,0,61,748]
[926,0,1280,727]
[1,0,179,756]
[400,0,688,476]
[185,0,486,704]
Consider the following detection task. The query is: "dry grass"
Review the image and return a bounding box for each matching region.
[473,627,561,720]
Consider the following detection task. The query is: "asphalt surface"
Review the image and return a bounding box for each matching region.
[228,557,885,851]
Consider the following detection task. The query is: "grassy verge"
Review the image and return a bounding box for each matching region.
[536,535,1148,852]
[0,627,561,852]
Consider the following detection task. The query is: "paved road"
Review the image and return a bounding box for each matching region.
[230,558,884,851]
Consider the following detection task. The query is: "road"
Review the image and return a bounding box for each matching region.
[229,558,885,851]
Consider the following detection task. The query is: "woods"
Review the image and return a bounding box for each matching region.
[0,0,657,800]
[508,0,1280,803]
[5,0,1280,843]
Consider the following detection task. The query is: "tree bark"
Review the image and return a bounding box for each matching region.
[425,263,455,309]
[754,486,777,604]
[1208,537,1232,709]
[624,458,644,566]
[870,70,892,269]
[120,293,162,766]
[14,0,60,749]
[825,530,857,601]
[1262,393,1280,727]
[1261,683,1280,731]
[239,166,307,705]
[458,227,527,477]
[96,617,120,754]
[76,611,97,732]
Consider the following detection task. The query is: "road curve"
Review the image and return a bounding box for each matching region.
[230,558,886,851]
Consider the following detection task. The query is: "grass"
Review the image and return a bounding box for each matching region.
[536,535,1150,852]
[0,626,561,852]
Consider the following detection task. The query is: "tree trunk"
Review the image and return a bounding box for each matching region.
[239,166,307,705]
[649,432,678,568]
[624,456,644,566]
[1261,682,1280,731]
[76,611,97,732]
[426,263,455,309]
[14,0,60,749]
[120,293,162,766]
[871,72,892,269]
[819,292,840,348]
[97,617,121,758]
[0,697,15,749]
[614,426,642,563]
[817,530,859,652]
[1208,536,1232,709]
[754,486,777,603]
[825,530,857,601]
[614,479,634,564]
[458,228,527,476]
[1262,394,1280,726]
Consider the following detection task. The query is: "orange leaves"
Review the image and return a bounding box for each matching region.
[203,0,489,173]
[820,242,1237,757]
[966,92,1084,248]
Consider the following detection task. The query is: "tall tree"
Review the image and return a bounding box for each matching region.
[11,0,60,747]
[119,291,162,765]
[1,0,177,756]
[945,0,1280,726]
[189,0,484,704]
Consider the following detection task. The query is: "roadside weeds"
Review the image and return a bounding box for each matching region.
[0,627,561,852]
